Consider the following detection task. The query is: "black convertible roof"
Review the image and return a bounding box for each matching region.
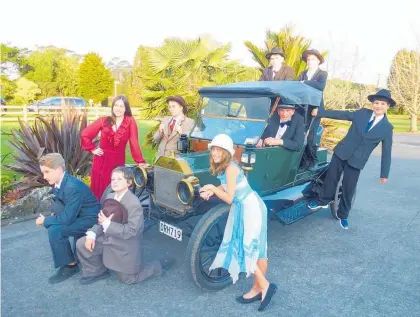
[198,81,323,106]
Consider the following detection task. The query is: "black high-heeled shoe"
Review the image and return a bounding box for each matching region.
[258,283,278,312]
[236,292,262,304]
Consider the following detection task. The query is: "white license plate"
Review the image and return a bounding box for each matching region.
[159,221,182,241]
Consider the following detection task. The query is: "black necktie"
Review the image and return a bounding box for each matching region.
[280,121,292,128]
[365,117,375,132]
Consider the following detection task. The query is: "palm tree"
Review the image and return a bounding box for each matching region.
[244,24,327,79]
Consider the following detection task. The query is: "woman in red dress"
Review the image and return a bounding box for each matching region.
[81,96,146,200]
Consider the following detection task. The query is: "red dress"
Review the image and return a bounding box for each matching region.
[81,116,146,200]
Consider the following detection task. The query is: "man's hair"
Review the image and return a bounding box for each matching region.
[38,153,66,170]
[112,166,134,185]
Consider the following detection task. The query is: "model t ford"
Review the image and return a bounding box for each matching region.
[102,81,344,291]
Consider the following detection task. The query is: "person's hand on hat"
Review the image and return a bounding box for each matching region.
[311,108,318,117]
[85,238,95,252]
[98,210,114,225]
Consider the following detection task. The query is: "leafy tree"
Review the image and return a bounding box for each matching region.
[244,24,327,78]
[388,49,420,132]
[0,75,17,100]
[25,47,80,98]
[13,77,41,104]
[78,53,114,104]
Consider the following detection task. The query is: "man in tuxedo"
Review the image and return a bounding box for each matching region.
[35,153,100,283]
[257,104,305,152]
[308,89,395,229]
[259,47,295,81]
[297,49,328,170]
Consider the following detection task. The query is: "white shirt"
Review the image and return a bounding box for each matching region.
[55,172,66,189]
[306,68,318,81]
[86,190,128,240]
[368,113,384,131]
[275,123,288,139]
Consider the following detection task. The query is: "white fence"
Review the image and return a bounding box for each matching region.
[0,105,143,123]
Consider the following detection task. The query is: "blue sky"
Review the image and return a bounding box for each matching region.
[1,0,419,86]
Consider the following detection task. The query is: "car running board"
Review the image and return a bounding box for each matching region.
[274,200,316,225]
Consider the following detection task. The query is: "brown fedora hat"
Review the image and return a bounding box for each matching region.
[166,95,188,114]
[302,49,325,64]
[266,47,285,59]
[101,198,128,224]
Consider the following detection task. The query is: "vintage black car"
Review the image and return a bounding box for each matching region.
[101,81,348,291]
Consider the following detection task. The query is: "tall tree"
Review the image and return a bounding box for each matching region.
[244,24,327,78]
[0,75,17,101]
[388,49,420,132]
[78,53,114,104]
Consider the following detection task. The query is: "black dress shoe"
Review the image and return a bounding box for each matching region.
[236,292,262,304]
[48,265,80,284]
[258,283,278,312]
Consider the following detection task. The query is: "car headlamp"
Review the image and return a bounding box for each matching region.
[176,176,200,205]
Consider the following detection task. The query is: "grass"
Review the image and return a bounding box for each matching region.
[0,114,418,181]
[0,119,159,181]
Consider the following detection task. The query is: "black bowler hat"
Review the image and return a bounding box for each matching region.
[367,89,396,107]
[266,47,285,59]
[302,49,325,64]
[102,199,128,224]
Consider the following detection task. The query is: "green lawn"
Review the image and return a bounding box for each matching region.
[0,120,159,181]
[0,115,417,181]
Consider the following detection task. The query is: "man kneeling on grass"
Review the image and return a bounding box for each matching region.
[35,153,100,284]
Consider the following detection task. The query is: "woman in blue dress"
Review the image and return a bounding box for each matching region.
[199,134,277,312]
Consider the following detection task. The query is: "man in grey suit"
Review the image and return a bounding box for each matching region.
[76,166,174,284]
[308,89,395,229]
[259,47,295,81]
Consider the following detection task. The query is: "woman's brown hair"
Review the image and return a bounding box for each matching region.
[107,95,133,126]
[209,148,232,176]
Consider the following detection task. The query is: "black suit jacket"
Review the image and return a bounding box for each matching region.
[261,112,305,152]
[297,69,328,110]
[319,108,393,178]
[44,173,100,227]
[259,65,295,81]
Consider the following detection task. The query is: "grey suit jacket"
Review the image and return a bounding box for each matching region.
[319,108,393,178]
[89,190,144,274]
[153,115,195,158]
[261,112,305,152]
[259,65,295,81]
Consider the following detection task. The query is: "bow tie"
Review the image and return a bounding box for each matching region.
[280,121,291,128]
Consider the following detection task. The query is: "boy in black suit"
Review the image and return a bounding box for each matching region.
[308,89,395,229]
[297,49,328,170]
[257,104,305,152]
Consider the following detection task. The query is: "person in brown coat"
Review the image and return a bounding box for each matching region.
[259,47,295,81]
[153,95,195,159]
[76,166,174,284]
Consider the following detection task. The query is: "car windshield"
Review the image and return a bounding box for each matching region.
[190,96,271,145]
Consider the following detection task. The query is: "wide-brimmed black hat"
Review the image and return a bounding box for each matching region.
[277,104,296,109]
[302,49,324,64]
[367,89,396,107]
[266,47,285,59]
[166,95,188,114]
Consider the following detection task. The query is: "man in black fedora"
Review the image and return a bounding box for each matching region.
[297,49,329,170]
[259,47,295,81]
[257,104,305,152]
[308,89,395,229]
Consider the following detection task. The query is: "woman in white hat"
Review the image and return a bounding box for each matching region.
[199,134,277,312]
